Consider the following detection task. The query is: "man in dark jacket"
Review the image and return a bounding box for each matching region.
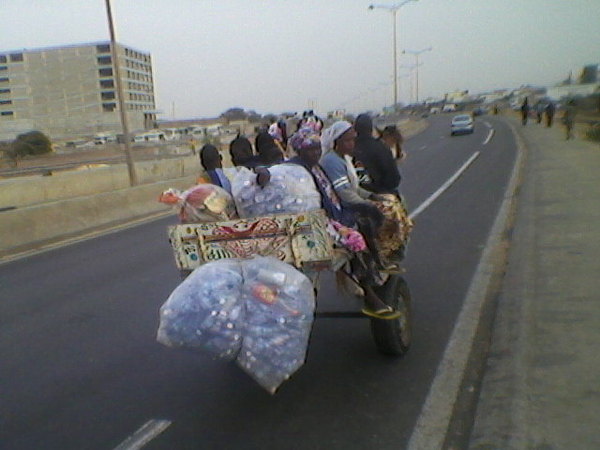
[353,114,401,195]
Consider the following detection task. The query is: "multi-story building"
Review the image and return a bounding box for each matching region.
[0,41,158,141]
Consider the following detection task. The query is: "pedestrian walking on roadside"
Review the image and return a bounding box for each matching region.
[535,102,545,124]
[563,100,577,140]
[521,98,529,126]
[545,101,555,127]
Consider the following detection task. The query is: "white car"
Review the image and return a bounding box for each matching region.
[450,114,474,136]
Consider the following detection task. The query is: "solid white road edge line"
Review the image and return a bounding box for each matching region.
[113,419,172,450]
[409,151,480,220]
[0,210,171,265]
[407,121,524,449]
[483,121,492,129]
[483,129,495,145]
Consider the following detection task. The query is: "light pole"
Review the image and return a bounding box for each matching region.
[402,46,432,104]
[368,1,418,110]
[105,0,137,186]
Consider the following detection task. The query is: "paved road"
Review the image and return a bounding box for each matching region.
[0,114,517,449]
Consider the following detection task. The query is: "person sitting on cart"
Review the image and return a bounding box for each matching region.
[354,115,412,263]
[278,126,401,320]
[199,143,232,194]
[229,135,259,169]
[319,121,396,270]
[353,114,401,195]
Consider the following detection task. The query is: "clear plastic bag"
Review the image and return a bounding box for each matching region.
[157,259,244,360]
[237,256,315,393]
[157,256,315,394]
[159,184,236,223]
[231,164,322,218]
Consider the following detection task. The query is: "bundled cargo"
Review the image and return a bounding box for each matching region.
[157,259,244,359]
[231,164,321,218]
[159,184,236,223]
[157,256,315,394]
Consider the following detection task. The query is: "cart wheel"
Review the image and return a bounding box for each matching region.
[370,275,412,356]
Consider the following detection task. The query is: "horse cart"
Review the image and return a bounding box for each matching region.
[166,209,412,357]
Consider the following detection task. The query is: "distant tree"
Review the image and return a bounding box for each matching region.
[246,110,262,122]
[12,131,53,157]
[220,107,247,122]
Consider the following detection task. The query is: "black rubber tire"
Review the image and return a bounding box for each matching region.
[370,275,412,356]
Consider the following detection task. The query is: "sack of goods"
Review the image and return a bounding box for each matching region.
[231,164,322,218]
[157,256,315,394]
[159,184,236,223]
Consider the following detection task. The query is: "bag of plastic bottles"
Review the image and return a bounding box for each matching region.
[157,259,244,360]
[157,256,315,394]
[237,256,316,393]
[231,164,322,218]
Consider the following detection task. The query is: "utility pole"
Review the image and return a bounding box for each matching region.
[369,1,418,109]
[402,47,432,104]
[105,0,137,186]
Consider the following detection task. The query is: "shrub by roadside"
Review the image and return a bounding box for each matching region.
[585,123,600,143]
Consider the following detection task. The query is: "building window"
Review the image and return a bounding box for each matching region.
[98,68,113,77]
[0,77,8,83]
[97,56,112,65]
[96,44,111,53]
[1,111,14,116]
[102,102,116,112]
[100,79,114,88]
[0,88,10,94]
[9,53,23,62]
[0,100,11,105]
[101,91,115,100]
[0,66,7,71]
[0,55,6,63]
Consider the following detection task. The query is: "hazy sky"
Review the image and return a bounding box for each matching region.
[3,0,599,119]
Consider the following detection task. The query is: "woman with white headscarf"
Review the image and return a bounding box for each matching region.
[320,121,385,207]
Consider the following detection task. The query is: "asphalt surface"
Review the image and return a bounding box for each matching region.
[0,114,518,449]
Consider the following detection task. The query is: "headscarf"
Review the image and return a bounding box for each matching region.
[289,127,321,151]
[320,120,352,154]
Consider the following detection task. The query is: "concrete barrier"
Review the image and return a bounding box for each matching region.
[0,155,200,208]
[0,175,196,256]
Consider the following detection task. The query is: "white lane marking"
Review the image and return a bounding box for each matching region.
[483,121,492,129]
[483,129,495,145]
[407,121,525,449]
[113,419,171,450]
[409,151,480,220]
[420,145,427,150]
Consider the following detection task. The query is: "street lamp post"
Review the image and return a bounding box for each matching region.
[402,46,432,103]
[368,1,418,110]
[399,65,416,103]
[105,0,137,186]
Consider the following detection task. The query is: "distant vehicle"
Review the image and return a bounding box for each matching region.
[93,133,117,144]
[450,114,474,136]
[66,139,95,148]
[472,106,488,116]
[133,130,165,143]
[161,128,183,141]
[442,103,457,112]
[429,106,441,114]
[188,126,206,139]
